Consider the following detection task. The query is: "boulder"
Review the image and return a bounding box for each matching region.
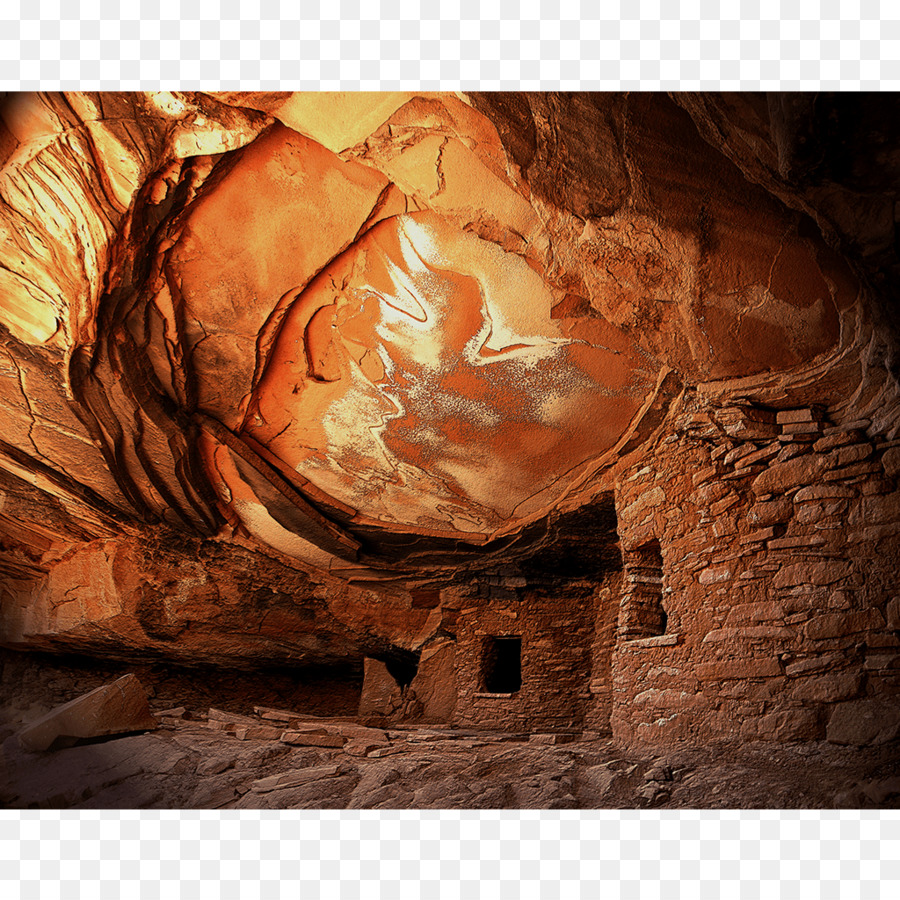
[580,765,620,800]
[827,699,900,746]
[279,730,346,748]
[17,674,157,752]
[358,658,403,718]
[406,640,457,723]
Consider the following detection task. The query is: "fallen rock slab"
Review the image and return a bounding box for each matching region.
[233,724,285,741]
[17,674,157,753]
[250,765,341,793]
[343,739,391,757]
[157,716,189,727]
[207,708,260,727]
[321,723,388,742]
[279,722,388,748]
[279,730,347,748]
[253,706,358,723]
[368,744,415,758]
[254,706,309,721]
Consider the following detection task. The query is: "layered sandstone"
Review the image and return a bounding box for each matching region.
[0,91,898,751]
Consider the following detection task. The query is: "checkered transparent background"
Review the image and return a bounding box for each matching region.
[2,811,899,898]
[3,0,900,896]
[0,0,898,90]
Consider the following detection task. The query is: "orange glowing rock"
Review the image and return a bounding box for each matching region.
[241,210,657,538]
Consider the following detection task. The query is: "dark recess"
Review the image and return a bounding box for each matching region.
[481,636,522,694]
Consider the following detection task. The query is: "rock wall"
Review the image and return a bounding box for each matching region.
[609,391,900,747]
[0,532,431,671]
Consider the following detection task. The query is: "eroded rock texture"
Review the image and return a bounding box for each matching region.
[1,91,899,750]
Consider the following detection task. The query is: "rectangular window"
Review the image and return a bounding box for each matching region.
[481,636,522,693]
[619,540,668,641]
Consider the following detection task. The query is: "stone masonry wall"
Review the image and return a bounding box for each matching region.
[584,571,623,734]
[453,583,596,732]
[609,396,900,747]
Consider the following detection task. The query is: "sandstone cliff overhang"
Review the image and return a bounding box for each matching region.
[0,92,898,747]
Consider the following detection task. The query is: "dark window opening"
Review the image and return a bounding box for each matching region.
[481,636,522,693]
[383,656,418,689]
[620,540,668,641]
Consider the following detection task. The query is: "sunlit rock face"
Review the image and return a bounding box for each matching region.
[242,211,650,536]
[160,114,658,546]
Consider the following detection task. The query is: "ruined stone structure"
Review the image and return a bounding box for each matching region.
[1,91,899,752]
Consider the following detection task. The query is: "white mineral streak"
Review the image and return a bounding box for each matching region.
[297,213,615,530]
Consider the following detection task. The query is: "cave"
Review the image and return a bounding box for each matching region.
[1,90,899,810]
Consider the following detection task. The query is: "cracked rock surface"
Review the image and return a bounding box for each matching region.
[2,651,897,810]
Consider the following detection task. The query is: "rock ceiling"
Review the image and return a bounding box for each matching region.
[1,91,899,666]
